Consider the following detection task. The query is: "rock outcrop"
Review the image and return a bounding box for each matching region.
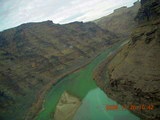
[54,91,81,120]
[98,0,160,119]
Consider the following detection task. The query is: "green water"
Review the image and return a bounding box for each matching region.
[35,42,139,120]
[73,88,139,120]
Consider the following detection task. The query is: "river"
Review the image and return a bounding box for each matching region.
[35,42,140,120]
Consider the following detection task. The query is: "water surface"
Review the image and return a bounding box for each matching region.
[36,42,139,120]
[73,88,139,120]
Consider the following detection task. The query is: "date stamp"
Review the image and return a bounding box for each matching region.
[106,104,154,111]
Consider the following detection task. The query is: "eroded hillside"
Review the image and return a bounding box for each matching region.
[94,0,160,119]
[0,21,118,120]
[95,1,140,38]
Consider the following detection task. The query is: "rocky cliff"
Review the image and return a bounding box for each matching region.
[0,21,117,120]
[95,0,160,119]
[95,1,140,38]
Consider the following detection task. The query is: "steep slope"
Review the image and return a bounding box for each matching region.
[95,0,160,119]
[0,21,118,120]
[95,1,140,38]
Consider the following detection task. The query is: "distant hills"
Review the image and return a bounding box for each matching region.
[95,1,140,38]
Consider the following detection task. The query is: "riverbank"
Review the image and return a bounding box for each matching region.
[34,41,125,120]
[93,40,128,89]
[25,41,119,120]
[93,42,157,119]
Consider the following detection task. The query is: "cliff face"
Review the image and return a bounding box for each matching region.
[95,1,140,38]
[106,0,160,119]
[136,0,160,23]
[0,21,117,120]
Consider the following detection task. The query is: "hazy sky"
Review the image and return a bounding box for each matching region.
[0,0,137,31]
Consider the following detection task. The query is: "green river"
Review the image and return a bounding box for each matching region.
[36,42,140,120]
